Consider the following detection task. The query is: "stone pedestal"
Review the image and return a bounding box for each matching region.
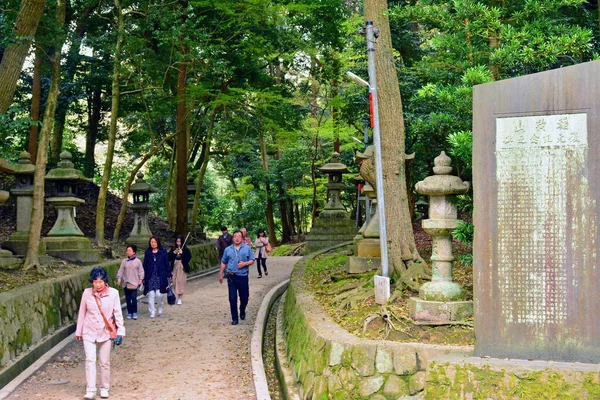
[127,203,153,248]
[43,151,97,265]
[0,190,21,269]
[306,153,357,253]
[1,152,36,255]
[409,152,471,324]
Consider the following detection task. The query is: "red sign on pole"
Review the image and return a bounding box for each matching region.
[369,92,374,128]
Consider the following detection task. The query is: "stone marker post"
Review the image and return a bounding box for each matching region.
[306,152,356,253]
[43,151,98,264]
[409,151,472,324]
[1,152,36,255]
[126,173,157,248]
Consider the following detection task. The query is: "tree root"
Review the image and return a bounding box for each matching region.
[363,304,414,339]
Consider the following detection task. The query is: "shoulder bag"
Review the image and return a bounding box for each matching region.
[94,295,118,339]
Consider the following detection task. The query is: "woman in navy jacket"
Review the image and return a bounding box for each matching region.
[143,236,172,318]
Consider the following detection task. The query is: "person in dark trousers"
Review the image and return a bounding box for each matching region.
[215,226,233,260]
[219,230,255,325]
[142,236,172,318]
[254,228,269,278]
[117,245,144,320]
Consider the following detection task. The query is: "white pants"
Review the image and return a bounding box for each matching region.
[147,289,164,315]
[83,339,111,392]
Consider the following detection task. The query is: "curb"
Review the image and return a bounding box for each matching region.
[0,265,220,398]
[251,279,290,400]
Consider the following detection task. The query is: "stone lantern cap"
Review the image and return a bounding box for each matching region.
[0,152,35,175]
[320,152,349,175]
[45,151,91,183]
[415,151,470,196]
[130,172,157,194]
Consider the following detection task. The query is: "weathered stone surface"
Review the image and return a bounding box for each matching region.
[369,394,387,400]
[327,372,343,393]
[409,371,426,395]
[312,375,328,400]
[300,371,315,399]
[409,298,473,324]
[336,367,357,392]
[376,345,394,373]
[351,344,377,376]
[393,349,418,375]
[329,341,345,366]
[346,255,380,274]
[383,374,410,398]
[359,375,384,397]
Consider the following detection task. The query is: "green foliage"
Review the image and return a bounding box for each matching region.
[452,220,474,265]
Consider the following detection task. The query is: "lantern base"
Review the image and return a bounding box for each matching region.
[409,297,473,324]
[43,236,98,265]
[4,230,46,256]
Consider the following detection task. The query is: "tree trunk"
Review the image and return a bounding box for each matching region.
[364,0,426,290]
[278,188,291,244]
[51,2,98,166]
[166,146,177,231]
[175,62,188,235]
[0,0,47,114]
[23,0,66,270]
[95,0,123,246]
[84,87,101,177]
[28,44,43,162]
[260,131,277,245]
[190,106,218,232]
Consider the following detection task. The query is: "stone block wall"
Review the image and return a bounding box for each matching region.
[0,242,217,371]
[282,252,473,399]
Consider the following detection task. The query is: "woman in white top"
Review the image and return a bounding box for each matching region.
[254,228,269,278]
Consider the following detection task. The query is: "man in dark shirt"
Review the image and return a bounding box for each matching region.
[215,226,233,261]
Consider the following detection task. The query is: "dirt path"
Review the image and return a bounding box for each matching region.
[6,256,301,400]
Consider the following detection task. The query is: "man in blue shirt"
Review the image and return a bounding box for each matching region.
[219,230,255,325]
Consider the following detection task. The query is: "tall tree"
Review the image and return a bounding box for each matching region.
[95,0,123,246]
[28,44,43,162]
[364,0,427,290]
[23,0,66,270]
[175,60,188,234]
[0,0,47,114]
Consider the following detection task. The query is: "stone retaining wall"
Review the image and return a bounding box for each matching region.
[282,249,473,399]
[0,242,217,379]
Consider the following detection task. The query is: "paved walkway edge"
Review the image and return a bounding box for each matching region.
[274,293,301,400]
[0,266,220,398]
[251,279,290,400]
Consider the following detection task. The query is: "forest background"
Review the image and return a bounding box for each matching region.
[0,0,598,262]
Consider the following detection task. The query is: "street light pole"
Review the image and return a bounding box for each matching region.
[366,20,391,304]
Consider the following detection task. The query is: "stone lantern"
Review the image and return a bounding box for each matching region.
[43,151,98,264]
[306,152,357,253]
[409,151,472,323]
[347,182,381,273]
[0,190,21,269]
[126,172,157,248]
[1,152,35,255]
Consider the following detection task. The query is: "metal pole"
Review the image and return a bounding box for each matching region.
[366,20,389,279]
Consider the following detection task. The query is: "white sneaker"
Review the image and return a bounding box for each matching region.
[84,391,96,399]
[100,388,109,398]
[158,307,163,315]
[150,311,156,318]
[177,298,182,305]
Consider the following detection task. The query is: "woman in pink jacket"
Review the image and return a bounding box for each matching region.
[76,267,126,399]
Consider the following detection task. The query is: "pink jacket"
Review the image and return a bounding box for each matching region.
[76,287,126,342]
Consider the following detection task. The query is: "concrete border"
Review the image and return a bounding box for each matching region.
[274,293,301,400]
[251,279,290,400]
[0,265,220,397]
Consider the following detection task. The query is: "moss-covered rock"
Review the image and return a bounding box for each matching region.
[383,374,410,399]
[376,345,394,373]
[359,374,385,397]
[352,344,377,376]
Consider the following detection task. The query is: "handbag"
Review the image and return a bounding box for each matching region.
[94,295,118,339]
[266,242,273,253]
[166,280,176,305]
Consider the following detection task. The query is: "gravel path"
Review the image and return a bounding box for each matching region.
[6,256,301,400]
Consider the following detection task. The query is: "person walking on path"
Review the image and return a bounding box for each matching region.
[169,234,192,305]
[254,228,270,278]
[143,236,172,318]
[240,227,252,247]
[219,230,255,325]
[215,226,233,261]
[76,267,125,399]
[117,245,144,320]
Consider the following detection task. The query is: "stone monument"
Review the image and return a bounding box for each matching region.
[305,152,357,253]
[126,172,157,248]
[0,190,21,269]
[409,151,472,323]
[421,59,600,400]
[0,152,37,255]
[43,151,98,264]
